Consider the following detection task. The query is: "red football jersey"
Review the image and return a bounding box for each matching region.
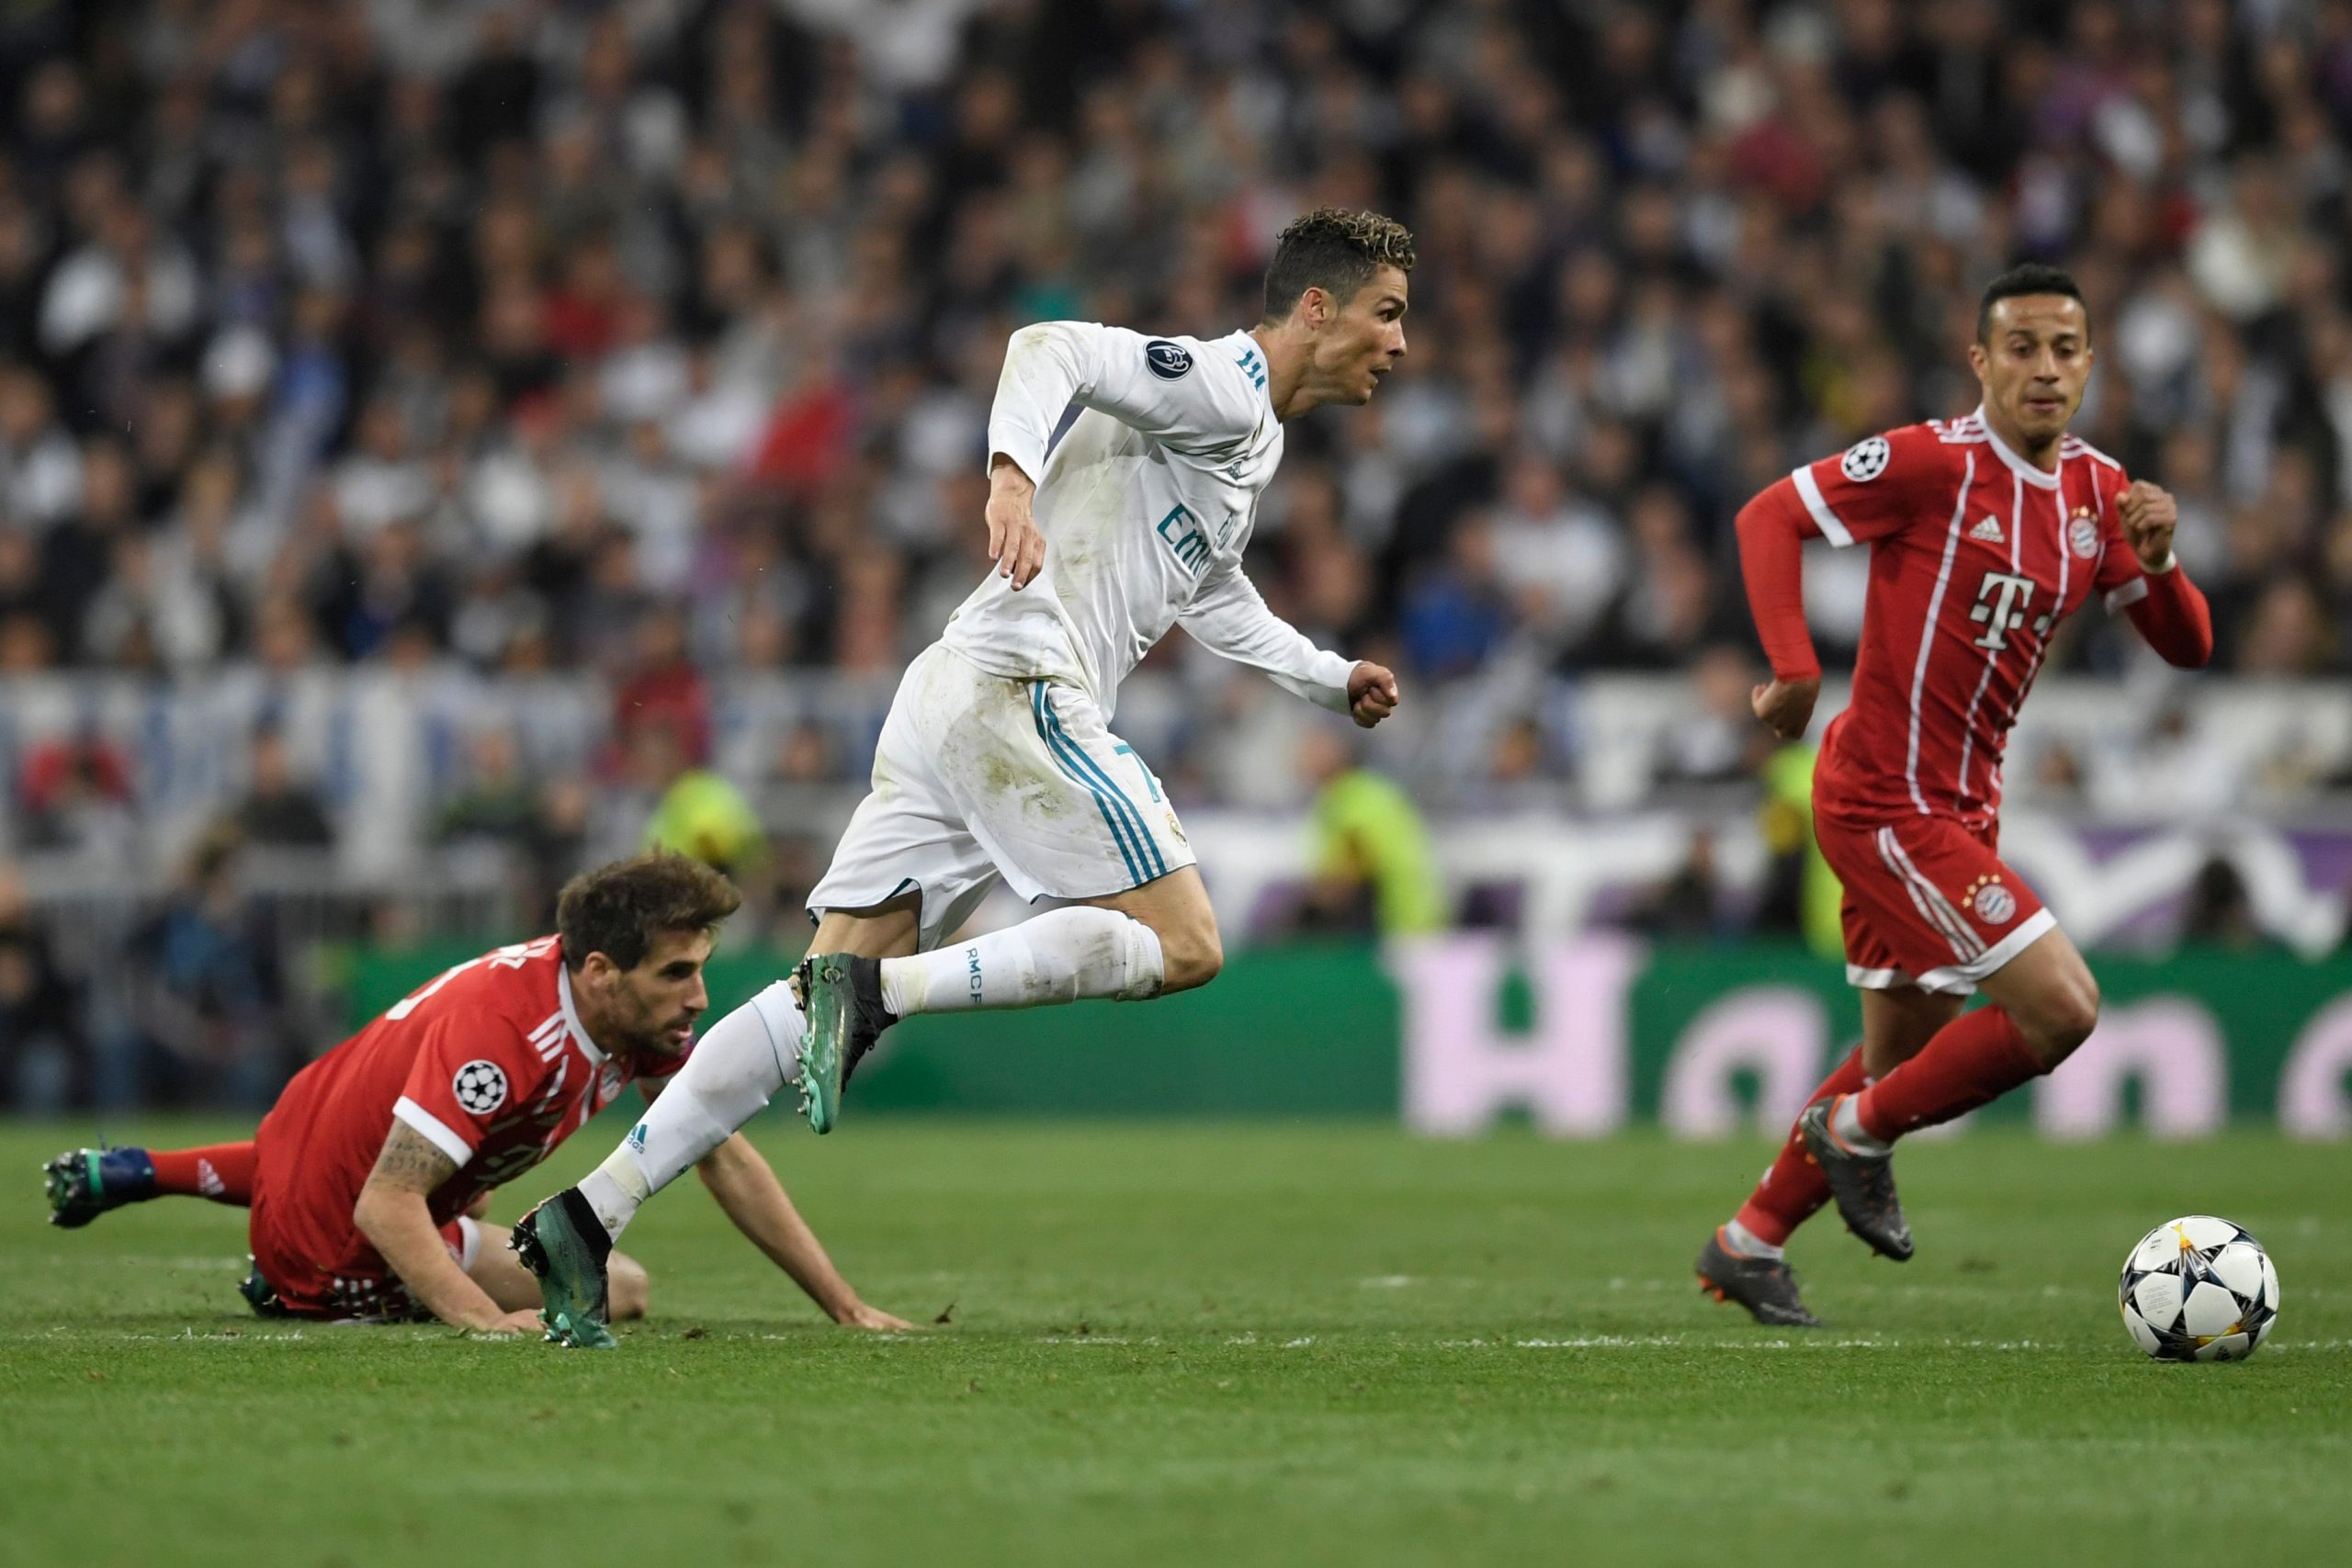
[1791,410,2151,827]
[250,936,674,1301]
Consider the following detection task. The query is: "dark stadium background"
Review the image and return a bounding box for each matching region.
[0,0,2347,1127]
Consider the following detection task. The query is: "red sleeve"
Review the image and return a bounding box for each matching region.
[2086,469,2214,668]
[1786,424,1948,548]
[2120,564,2215,668]
[1736,480,1821,681]
[390,1013,543,1168]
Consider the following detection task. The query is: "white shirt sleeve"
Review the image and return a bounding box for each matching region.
[987,321,1261,481]
[1180,554,1356,712]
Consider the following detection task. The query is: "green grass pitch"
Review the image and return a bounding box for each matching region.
[5,1119,2346,1567]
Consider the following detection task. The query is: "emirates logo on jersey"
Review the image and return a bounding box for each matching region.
[2069,506,2099,558]
[1841,436,1891,482]
[452,1059,510,1115]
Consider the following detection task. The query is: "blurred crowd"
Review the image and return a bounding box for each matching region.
[9,0,2352,1106]
[3,3,2352,700]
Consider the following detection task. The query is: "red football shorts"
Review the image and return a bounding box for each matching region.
[248,1199,481,1322]
[1812,810,2056,996]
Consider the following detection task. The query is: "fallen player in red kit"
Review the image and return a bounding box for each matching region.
[47,852,908,1343]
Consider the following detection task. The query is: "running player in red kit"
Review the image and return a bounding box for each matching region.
[1694,265,2214,1325]
[46,853,907,1343]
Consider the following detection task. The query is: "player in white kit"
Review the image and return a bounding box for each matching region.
[512,209,1413,1344]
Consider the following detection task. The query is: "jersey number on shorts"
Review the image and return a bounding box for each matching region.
[1969,571,2036,651]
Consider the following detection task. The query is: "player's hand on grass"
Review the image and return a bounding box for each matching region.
[834,1301,917,1332]
[463,1309,547,1336]
[1751,674,1820,740]
[2118,480,2178,571]
[985,458,1046,591]
[1348,661,1399,728]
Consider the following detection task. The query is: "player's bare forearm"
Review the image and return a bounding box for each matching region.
[985,456,1046,590]
[695,1134,911,1330]
[352,1122,529,1333]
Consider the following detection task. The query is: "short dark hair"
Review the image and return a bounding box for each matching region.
[556,852,741,972]
[1977,263,2088,343]
[1261,208,1416,324]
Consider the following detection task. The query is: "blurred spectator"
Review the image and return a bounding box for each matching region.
[125,829,287,1109]
[0,861,85,1111]
[230,728,337,851]
[636,721,766,879]
[1291,726,1445,937]
[1630,826,1727,942]
[1654,645,1772,789]
[2178,855,2281,953]
[16,728,137,863]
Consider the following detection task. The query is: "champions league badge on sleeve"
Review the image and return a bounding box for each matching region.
[453,1060,510,1114]
[1840,435,1891,482]
[1145,340,1193,379]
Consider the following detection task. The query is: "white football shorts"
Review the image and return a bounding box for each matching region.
[808,642,1196,952]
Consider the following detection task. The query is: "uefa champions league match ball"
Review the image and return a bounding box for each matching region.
[2117,1215,2280,1363]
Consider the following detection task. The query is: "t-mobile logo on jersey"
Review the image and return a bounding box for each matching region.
[1970,570,2036,650]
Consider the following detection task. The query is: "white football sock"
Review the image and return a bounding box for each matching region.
[1831,1094,1892,1156]
[876,907,1165,1016]
[1721,1218,1784,1261]
[576,980,804,1241]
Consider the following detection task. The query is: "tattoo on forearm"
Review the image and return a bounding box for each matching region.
[367,1121,460,1195]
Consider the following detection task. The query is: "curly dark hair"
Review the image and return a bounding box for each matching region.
[1261,208,1416,324]
[555,852,741,972]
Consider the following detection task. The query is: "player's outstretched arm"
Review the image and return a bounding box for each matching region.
[1736,479,1824,739]
[2113,481,2214,669]
[1178,556,1396,725]
[352,1122,539,1334]
[694,1133,913,1330]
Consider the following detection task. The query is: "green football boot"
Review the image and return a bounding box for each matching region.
[510,1190,617,1349]
[795,953,895,1134]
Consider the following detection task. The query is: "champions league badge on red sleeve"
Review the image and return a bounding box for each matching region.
[1841,435,1890,482]
[452,1060,509,1114]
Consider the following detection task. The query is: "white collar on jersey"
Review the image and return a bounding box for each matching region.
[1973,405,2062,490]
[556,964,608,1066]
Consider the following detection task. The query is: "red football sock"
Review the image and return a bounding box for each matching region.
[1732,1045,1869,1247]
[149,1142,259,1206]
[1853,1007,2042,1142]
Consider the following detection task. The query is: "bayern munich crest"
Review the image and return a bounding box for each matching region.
[452,1059,509,1114]
[2069,508,2099,558]
[1840,435,1890,482]
[1973,882,2018,925]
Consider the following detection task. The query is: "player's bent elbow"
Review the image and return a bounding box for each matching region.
[608,1253,650,1321]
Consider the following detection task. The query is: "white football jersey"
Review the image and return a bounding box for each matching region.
[941,321,1355,720]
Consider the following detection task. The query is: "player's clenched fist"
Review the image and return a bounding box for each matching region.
[1751,673,1820,740]
[1348,661,1400,728]
[2117,480,2178,571]
[985,457,1047,590]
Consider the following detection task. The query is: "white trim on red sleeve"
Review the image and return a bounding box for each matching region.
[391,1096,475,1164]
[1790,464,1857,547]
[2104,577,2151,614]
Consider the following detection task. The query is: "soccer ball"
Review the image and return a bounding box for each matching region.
[2118,1215,2280,1363]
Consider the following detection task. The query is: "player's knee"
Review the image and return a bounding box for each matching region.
[2022,974,2100,1066]
[608,1253,650,1321]
[1157,919,1223,994]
